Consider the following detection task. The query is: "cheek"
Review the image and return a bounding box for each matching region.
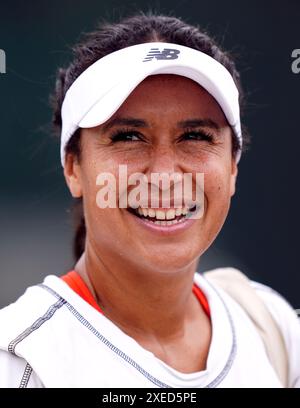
[201,160,233,216]
[81,144,121,196]
[79,157,119,234]
[206,172,230,197]
[81,151,150,213]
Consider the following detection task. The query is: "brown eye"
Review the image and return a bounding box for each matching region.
[110,130,141,142]
[181,130,214,142]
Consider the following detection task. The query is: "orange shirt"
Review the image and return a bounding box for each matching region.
[61,270,210,318]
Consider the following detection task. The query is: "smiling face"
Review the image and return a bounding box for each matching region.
[64,74,238,275]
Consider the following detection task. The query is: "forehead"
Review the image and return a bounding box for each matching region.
[110,74,228,127]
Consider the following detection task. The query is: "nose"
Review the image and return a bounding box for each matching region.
[147,144,177,176]
[144,145,185,207]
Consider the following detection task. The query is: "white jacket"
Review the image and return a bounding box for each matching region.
[0,271,299,388]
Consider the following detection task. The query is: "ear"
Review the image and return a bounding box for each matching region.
[63,153,83,198]
[229,156,238,197]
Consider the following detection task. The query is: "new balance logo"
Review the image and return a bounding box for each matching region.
[143,48,180,62]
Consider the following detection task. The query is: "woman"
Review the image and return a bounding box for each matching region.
[0,12,299,388]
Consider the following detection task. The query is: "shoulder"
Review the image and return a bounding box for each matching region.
[0,276,62,344]
[0,349,44,388]
[250,280,298,319]
[201,267,300,388]
[201,267,299,333]
[0,276,62,388]
[250,281,300,354]
[251,281,300,388]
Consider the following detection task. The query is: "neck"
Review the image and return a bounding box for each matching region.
[74,242,202,341]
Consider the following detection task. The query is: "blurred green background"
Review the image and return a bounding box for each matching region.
[0,0,299,307]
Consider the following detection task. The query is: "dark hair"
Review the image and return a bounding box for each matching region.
[50,10,251,264]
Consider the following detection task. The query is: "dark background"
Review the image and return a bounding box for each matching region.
[0,0,299,308]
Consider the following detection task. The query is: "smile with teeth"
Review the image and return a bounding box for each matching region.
[128,205,197,226]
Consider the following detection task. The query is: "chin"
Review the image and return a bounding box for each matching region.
[138,247,201,275]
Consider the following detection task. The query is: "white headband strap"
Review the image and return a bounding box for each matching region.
[61,42,242,167]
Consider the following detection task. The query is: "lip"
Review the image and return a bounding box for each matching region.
[126,208,198,236]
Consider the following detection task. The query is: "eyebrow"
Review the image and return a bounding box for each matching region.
[177,118,220,131]
[101,117,148,132]
[101,116,221,132]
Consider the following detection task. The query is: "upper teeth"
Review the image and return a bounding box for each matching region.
[136,206,189,220]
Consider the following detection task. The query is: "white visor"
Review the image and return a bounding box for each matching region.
[61,42,242,167]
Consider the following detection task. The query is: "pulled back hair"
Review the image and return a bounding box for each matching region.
[50,10,250,264]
